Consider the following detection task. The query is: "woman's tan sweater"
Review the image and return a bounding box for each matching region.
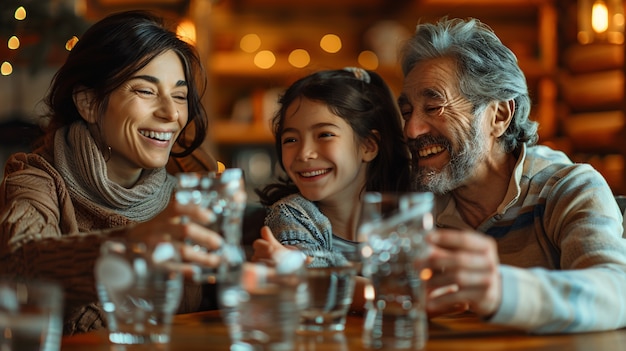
[0,151,201,335]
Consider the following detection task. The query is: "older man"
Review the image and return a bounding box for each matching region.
[398,17,626,334]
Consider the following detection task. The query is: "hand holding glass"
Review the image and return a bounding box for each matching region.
[174,168,247,284]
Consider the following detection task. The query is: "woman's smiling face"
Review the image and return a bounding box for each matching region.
[97,50,189,183]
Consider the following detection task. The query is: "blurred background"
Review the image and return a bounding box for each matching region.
[1,0,625,197]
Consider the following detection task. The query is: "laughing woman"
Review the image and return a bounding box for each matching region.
[0,11,222,335]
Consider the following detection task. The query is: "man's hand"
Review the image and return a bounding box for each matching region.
[425,228,502,317]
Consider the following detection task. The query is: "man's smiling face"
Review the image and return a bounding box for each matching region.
[399,57,490,194]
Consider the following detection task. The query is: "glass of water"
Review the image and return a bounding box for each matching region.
[359,192,434,350]
[299,264,357,332]
[94,234,183,345]
[0,279,63,351]
[219,252,308,351]
[174,168,247,284]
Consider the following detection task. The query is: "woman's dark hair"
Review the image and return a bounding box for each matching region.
[39,10,208,157]
[256,68,411,206]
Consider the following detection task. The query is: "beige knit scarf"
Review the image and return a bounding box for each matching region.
[53,121,175,222]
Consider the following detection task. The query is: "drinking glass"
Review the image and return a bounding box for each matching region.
[359,192,434,350]
[219,253,308,351]
[0,279,63,351]
[95,235,183,345]
[298,251,357,332]
[174,168,247,284]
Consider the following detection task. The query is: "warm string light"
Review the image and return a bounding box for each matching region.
[253,50,276,69]
[287,49,310,68]
[14,6,26,21]
[578,0,625,44]
[237,32,381,71]
[176,19,196,45]
[592,0,609,33]
[1,62,13,76]
[4,4,83,76]
[320,34,342,53]
[8,36,20,50]
[3,6,27,76]
[65,36,79,51]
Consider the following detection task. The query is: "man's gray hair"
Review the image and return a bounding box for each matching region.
[400,17,538,152]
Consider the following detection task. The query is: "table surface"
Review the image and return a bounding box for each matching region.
[61,310,626,351]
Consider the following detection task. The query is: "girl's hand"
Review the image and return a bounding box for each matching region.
[250,226,291,266]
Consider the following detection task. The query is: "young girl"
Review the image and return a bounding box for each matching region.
[252,67,410,268]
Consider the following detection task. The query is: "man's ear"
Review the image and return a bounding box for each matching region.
[361,130,380,163]
[73,88,97,123]
[491,99,514,138]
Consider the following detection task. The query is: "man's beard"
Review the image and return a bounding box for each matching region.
[410,118,487,195]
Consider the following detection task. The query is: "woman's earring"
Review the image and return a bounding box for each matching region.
[104,146,111,162]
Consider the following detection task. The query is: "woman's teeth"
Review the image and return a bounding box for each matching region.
[140,130,173,141]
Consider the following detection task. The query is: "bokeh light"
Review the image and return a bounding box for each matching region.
[8,36,20,50]
[254,50,276,69]
[176,19,196,45]
[14,6,26,20]
[420,268,433,281]
[320,34,342,53]
[363,284,375,301]
[358,50,379,70]
[240,34,261,53]
[65,36,79,51]
[1,62,13,76]
[288,49,310,68]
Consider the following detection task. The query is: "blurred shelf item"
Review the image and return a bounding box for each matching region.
[562,111,625,153]
[559,70,623,112]
[563,43,624,74]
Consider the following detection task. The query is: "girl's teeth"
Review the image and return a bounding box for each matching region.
[300,169,328,177]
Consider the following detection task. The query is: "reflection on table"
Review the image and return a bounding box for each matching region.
[61,310,626,351]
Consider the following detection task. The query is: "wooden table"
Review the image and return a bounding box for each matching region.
[61,310,626,350]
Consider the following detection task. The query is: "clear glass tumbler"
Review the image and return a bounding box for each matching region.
[0,279,63,351]
[298,264,357,332]
[359,192,434,350]
[174,168,247,285]
[220,253,308,351]
[95,235,183,345]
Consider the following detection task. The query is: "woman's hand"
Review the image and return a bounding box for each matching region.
[126,199,223,279]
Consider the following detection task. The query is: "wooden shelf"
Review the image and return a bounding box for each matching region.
[211,121,274,145]
[201,0,558,143]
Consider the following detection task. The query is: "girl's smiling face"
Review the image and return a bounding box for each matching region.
[280,97,374,204]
